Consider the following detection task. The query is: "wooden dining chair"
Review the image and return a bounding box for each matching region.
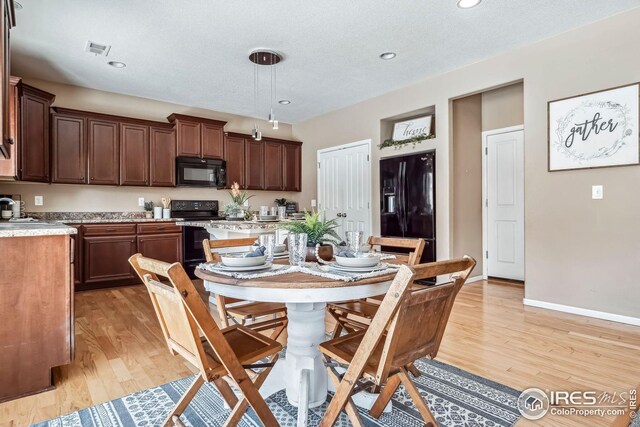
[202,238,287,339]
[326,236,425,338]
[319,256,476,427]
[129,253,282,427]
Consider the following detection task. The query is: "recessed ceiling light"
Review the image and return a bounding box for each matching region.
[457,0,482,9]
[14,2,22,10]
[379,52,396,60]
[108,61,126,68]
[278,99,291,105]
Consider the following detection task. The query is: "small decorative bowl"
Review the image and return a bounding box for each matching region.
[334,253,381,268]
[259,215,277,221]
[274,244,286,254]
[220,254,266,267]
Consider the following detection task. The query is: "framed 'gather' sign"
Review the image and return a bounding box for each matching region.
[548,82,639,171]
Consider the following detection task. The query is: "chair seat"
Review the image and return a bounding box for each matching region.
[226,302,287,320]
[202,324,282,377]
[327,300,380,319]
[319,330,385,379]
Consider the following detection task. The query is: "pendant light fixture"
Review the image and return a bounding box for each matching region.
[249,50,283,138]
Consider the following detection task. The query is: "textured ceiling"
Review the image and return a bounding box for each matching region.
[11,0,640,123]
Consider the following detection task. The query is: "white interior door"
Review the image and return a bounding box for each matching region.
[318,141,371,241]
[485,129,524,280]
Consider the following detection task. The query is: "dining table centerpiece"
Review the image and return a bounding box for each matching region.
[278,210,341,261]
[224,182,253,221]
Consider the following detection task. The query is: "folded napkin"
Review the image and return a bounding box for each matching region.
[244,246,266,257]
[334,245,356,258]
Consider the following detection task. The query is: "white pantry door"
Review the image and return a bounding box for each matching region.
[317,141,371,240]
[486,129,525,281]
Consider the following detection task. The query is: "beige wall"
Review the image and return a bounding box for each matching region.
[482,82,525,131]
[451,94,483,272]
[293,9,640,319]
[0,79,307,212]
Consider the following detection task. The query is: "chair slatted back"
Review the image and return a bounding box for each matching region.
[375,257,476,383]
[129,254,212,377]
[368,236,425,265]
[203,237,258,306]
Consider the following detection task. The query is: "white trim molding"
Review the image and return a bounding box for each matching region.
[465,275,484,284]
[523,298,640,327]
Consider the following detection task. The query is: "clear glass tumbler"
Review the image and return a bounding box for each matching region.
[346,230,364,255]
[259,234,276,263]
[288,233,308,267]
[277,206,287,220]
[260,206,270,217]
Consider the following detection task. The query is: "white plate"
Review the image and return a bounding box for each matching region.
[213,262,272,272]
[329,263,389,273]
[220,254,266,267]
[335,254,381,268]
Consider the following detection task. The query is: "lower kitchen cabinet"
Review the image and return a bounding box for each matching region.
[82,235,137,289]
[137,233,182,264]
[76,222,182,291]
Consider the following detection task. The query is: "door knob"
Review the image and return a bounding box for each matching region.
[343,213,347,218]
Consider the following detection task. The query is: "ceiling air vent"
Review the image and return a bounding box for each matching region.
[85,41,111,56]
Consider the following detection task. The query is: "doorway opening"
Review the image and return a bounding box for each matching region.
[451,81,525,284]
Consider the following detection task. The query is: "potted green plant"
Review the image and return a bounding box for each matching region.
[143,201,154,219]
[224,182,253,220]
[278,210,341,261]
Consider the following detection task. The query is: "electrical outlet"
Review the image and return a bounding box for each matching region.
[311,199,317,207]
[592,185,603,200]
[138,197,145,207]
[34,196,43,206]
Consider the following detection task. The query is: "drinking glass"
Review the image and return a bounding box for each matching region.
[259,234,276,263]
[345,230,364,255]
[270,206,278,216]
[277,206,287,220]
[288,233,308,267]
[260,206,270,217]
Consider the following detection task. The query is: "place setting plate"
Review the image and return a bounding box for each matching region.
[328,263,390,273]
[213,262,273,272]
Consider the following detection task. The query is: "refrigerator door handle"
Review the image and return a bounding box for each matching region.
[400,161,407,236]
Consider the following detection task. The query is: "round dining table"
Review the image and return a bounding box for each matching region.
[195,261,398,424]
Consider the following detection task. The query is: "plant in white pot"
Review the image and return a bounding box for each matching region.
[224,182,253,221]
[278,210,342,261]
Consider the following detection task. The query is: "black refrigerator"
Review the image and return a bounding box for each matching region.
[380,151,436,263]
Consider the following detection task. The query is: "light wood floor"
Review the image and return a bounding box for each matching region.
[1,280,639,427]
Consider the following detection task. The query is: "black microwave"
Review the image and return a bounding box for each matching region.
[176,157,227,187]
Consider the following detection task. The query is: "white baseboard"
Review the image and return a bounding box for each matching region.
[465,275,484,284]
[523,298,640,326]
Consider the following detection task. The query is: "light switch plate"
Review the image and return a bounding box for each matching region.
[34,196,43,206]
[311,199,317,207]
[592,185,603,200]
[138,197,145,207]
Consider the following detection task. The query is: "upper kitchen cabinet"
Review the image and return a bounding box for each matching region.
[245,138,265,190]
[0,0,15,160]
[168,113,226,159]
[149,125,176,187]
[0,76,19,180]
[51,110,86,184]
[224,133,246,188]
[264,140,283,190]
[282,142,302,192]
[19,84,56,182]
[120,123,149,186]
[87,118,119,185]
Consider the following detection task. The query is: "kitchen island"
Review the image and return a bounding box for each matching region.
[0,222,77,402]
[178,219,283,240]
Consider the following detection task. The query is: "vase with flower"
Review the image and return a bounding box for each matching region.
[224,182,253,221]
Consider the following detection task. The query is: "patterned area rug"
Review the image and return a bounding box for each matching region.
[33,359,521,426]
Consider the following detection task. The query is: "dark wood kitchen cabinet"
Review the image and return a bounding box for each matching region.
[120,123,149,186]
[137,234,182,264]
[82,234,137,288]
[51,112,86,184]
[0,0,15,160]
[87,118,119,185]
[19,84,55,182]
[168,114,226,159]
[0,76,19,179]
[245,138,264,190]
[283,142,301,191]
[224,134,246,188]
[150,126,176,187]
[264,140,283,190]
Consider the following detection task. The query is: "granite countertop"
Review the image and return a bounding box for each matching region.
[0,222,78,238]
[58,218,184,224]
[178,219,282,230]
[25,211,184,224]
